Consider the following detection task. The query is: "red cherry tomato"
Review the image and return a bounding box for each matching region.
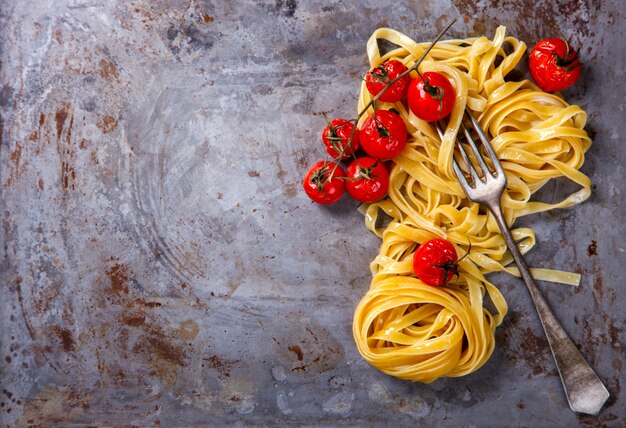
[413,238,459,286]
[365,59,410,103]
[407,72,456,122]
[302,161,345,205]
[345,157,389,203]
[529,37,581,92]
[359,110,407,160]
[321,118,359,160]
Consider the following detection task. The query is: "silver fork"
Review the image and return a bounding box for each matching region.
[436,112,610,415]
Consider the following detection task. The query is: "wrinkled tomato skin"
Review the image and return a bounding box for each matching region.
[407,72,456,122]
[413,238,458,286]
[529,38,581,92]
[359,110,407,160]
[365,59,411,103]
[302,161,346,205]
[321,118,360,160]
[345,157,389,203]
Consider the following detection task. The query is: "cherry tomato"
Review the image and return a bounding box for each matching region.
[529,37,581,92]
[365,59,410,103]
[407,72,456,122]
[345,157,389,203]
[303,161,345,205]
[321,118,359,160]
[413,238,459,286]
[359,110,407,160]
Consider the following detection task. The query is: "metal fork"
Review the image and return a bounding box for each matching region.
[436,112,610,415]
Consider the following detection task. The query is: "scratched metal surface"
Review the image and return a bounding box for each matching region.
[1,0,624,426]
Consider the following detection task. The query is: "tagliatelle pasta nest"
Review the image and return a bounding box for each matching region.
[352,26,591,383]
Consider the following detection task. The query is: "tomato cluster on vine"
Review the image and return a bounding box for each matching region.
[303,59,456,205]
[301,44,461,288]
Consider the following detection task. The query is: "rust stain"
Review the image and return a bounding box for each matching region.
[582,316,599,366]
[106,263,130,294]
[274,151,286,181]
[203,14,214,23]
[30,112,48,156]
[54,103,76,192]
[96,115,118,134]
[607,317,625,351]
[53,28,63,44]
[587,240,598,256]
[125,320,189,385]
[132,5,159,25]
[38,178,44,191]
[204,355,240,379]
[90,149,99,165]
[434,15,450,31]
[90,265,200,388]
[141,301,162,308]
[282,183,298,198]
[15,277,61,373]
[54,104,69,139]
[50,326,75,352]
[472,19,486,36]
[577,411,622,426]
[248,170,261,177]
[99,59,120,82]
[579,312,626,375]
[293,150,307,169]
[33,281,60,314]
[306,326,319,341]
[18,385,91,426]
[288,345,304,361]
[91,331,106,375]
[145,336,186,366]
[497,312,555,377]
[5,143,25,187]
[121,313,146,327]
[175,320,199,341]
[592,262,604,305]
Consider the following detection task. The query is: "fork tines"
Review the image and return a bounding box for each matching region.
[436,111,506,190]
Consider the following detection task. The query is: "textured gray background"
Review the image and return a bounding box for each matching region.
[1,0,624,426]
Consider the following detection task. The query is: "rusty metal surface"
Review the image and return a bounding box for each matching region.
[1,1,624,426]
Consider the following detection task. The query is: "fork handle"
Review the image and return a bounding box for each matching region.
[489,203,610,415]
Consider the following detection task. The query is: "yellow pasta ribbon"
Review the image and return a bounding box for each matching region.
[353,27,590,383]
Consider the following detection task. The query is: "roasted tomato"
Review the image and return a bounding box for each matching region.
[359,110,407,160]
[529,37,581,92]
[303,161,345,205]
[321,118,359,160]
[413,238,459,286]
[365,59,411,103]
[345,157,389,203]
[407,72,456,122]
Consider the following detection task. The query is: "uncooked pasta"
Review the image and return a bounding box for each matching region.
[352,26,591,383]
